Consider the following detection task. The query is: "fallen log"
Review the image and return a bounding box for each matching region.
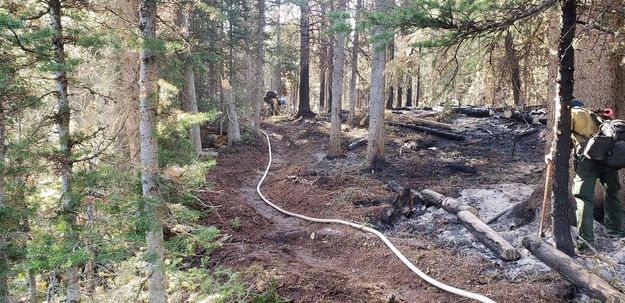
[347,137,367,150]
[457,210,522,261]
[454,107,493,118]
[420,189,478,215]
[413,111,438,118]
[412,118,454,130]
[387,122,465,141]
[421,189,521,262]
[523,236,625,302]
[506,110,547,125]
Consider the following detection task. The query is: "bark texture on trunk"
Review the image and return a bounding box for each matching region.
[49,1,81,301]
[139,1,168,301]
[347,0,361,124]
[179,1,202,153]
[0,93,6,303]
[406,76,413,107]
[328,0,347,158]
[273,0,282,94]
[505,30,523,109]
[254,0,265,136]
[296,0,314,119]
[550,0,576,256]
[366,0,387,171]
[385,37,394,110]
[326,42,334,113]
[222,78,241,145]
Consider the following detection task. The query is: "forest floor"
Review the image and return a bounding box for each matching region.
[198,109,624,303]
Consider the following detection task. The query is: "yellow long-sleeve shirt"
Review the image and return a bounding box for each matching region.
[571,107,601,153]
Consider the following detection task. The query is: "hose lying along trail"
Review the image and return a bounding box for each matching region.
[256,130,496,303]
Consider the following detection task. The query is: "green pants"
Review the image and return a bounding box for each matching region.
[572,157,624,249]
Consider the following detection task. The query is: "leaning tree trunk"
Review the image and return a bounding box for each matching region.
[328,0,347,158]
[295,0,314,119]
[254,0,265,136]
[366,0,387,171]
[179,0,202,154]
[49,1,80,301]
[550,0,576,256]
[347,0,361,124]
[139,1,168,301]
[505,30,523,109]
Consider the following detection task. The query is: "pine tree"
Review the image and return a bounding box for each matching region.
[295,0,315,119]
[550,0,576,256]
[328,0,348,158]
[366,0,388,171]
[138,0,168,301]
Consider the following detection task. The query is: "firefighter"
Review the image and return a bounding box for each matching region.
[263,91,280,116]
[546,100,624,253]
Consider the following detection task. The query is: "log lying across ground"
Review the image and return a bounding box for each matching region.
[386,122,466,141]
[454,107,493,118]
[501,109,547,125]
[411,117,454,130]
[421,189,522,262]
[523,236,625,302]
[347,137,367,150]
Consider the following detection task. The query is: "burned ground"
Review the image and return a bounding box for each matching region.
[198,110,623,302]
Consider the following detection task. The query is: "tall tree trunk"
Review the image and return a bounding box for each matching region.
[295,0,314,119]
[0,93,6,303]
[396,85,403,108]
[416,53,421,107]
[254,0,265,136]
[505,30,523,109]
[139,1,167,301]
[326,41,334,113]
[273,0,282,93]
[550,0,576,256]
[406,76,413,107]
[49,1,80,301]
[347,0,361,124]
[328,0,347,158]
[222,78,241,145]
[319,63,326,112]
[366,0,387,171]
[385,35,395,109]
[317,3,327,113]
[178,1,202,154]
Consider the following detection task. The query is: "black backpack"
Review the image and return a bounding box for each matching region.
[583,118,625,168]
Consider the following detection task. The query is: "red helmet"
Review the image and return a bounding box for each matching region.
[600,108,615,120]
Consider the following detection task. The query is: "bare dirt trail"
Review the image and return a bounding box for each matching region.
[200,119,571,302]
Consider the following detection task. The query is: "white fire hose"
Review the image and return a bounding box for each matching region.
[256,129,496,303]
